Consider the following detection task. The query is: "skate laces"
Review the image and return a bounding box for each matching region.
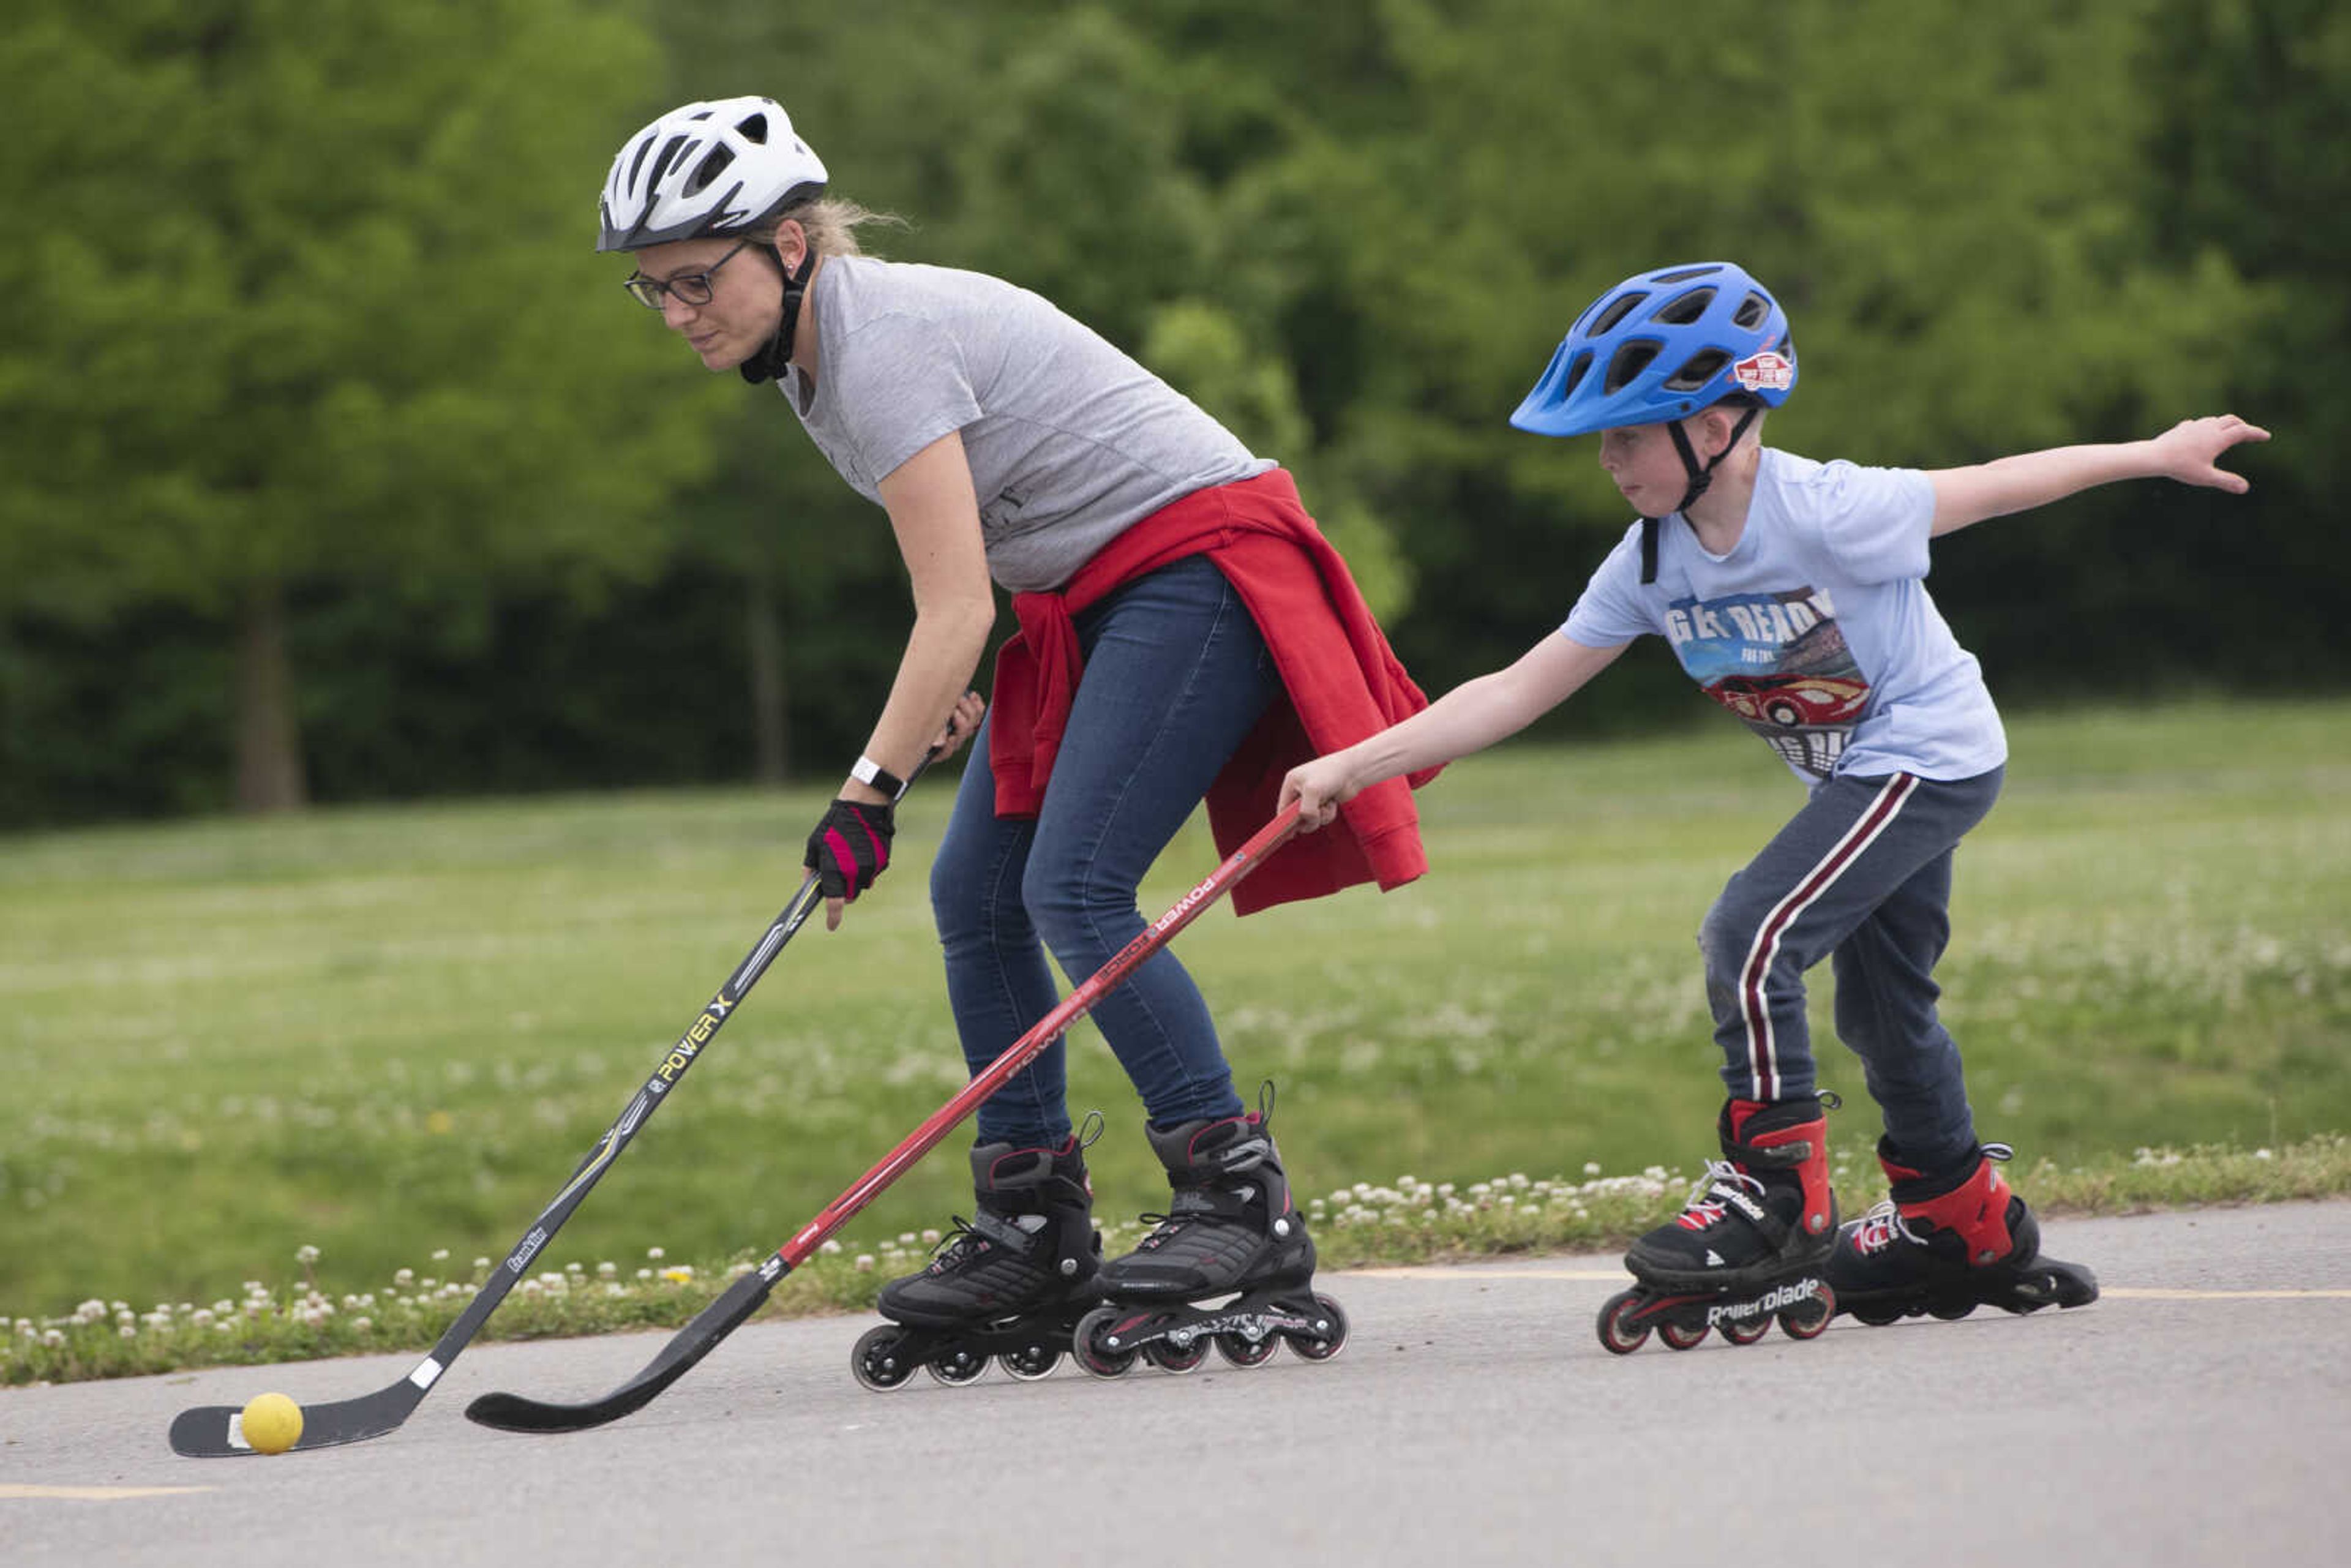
[1847,1199,1922,1256]
[1674,1160,1767,1231]
[927,1209,1038,1273]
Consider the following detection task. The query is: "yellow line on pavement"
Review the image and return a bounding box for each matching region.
[0,1484,213,1501]
[1349,1266,2351,1298]
[2104,1288,2351,1300]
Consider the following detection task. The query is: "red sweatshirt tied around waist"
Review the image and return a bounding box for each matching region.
[988,469,1439,915]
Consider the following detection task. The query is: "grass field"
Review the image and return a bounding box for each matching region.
[3,697,2345,1337]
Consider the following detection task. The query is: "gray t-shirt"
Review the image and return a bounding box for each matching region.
[778,255,1274,592]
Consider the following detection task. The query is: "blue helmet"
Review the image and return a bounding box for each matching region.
[1509,261,1795,438]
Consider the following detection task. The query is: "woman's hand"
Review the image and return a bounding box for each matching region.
[930,689,985,761]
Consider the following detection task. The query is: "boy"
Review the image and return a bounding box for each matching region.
[1281,261,2267,1349]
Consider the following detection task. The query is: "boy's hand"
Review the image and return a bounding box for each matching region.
[1280,755,1358,833]
[2151,415,2270,493]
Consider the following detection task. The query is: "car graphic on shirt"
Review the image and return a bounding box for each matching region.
[1707,672,1869,730]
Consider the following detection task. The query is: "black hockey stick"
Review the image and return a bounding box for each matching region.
[168,751,947,1457]
[465,803,1303,1434]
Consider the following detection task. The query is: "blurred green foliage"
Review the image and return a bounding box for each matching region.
[0,0,2342,825]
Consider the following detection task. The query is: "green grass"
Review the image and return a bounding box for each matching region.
[2,696,2346,1377]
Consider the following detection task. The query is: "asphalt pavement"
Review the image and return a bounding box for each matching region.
[4,1199,2347,1568]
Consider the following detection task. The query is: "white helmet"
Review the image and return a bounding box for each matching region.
[598,96,828,253]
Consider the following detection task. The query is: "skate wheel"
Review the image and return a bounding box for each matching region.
[1145,1336,1210,1375]
[1071,1305,1139,1380]
[1216,1331,1280,1368]
[1285,1293,1349,1362]
[1780,1285,1835,1341]
[850,1325,917,1392]
[1720,1316,1772,1346]
[1658,1320,1709,1351]
[1848,1304,1902,1327]
[926,1346,989,1387]
[1597,1291,1651,1356]
[1928,1299,1978,1322]
[998,1343,1061,1382]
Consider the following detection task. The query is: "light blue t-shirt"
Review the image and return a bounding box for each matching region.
[1562,447,2006,783]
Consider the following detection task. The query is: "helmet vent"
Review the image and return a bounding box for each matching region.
[1603,340,1662,395]
[1561,348,1594,398]
[1591,291,1649,336]
[736,111,771,143]
[1653,265,1720,284]
[1652,287,1716,326]
[685,146,736,197]
[1663,349,1730,391]
[1733,292,1771,330]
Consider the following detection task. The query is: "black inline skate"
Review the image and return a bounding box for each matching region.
[1598,1093,1842,1354]
[1073,1090,1347,1377]
[850,1130,1103,1390]
[1828,1139,2099,1324]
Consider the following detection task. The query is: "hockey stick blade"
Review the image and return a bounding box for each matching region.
[465,805,1302,1435]
[467,1267,775,1433]
[169,1376,430,1458]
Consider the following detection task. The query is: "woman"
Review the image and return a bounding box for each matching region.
[597,97,1434,1381]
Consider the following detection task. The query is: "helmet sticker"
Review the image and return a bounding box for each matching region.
[1731,350,1794,393]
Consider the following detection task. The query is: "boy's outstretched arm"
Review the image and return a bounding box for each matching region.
[1929,414,2270,537]
[1281,634,1627,830]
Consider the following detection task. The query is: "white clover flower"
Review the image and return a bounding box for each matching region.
[598,1262,618,1278]
[192,1310,215,1327]
[42,1329,64,1348]
[921,1228,942,1245]
[2256,1149,2274,1160]
[432,1248,450,1262]
[646,1247,665,1261]
[394,1268,414,1286]
[855,1255,876,1272]
[636,1267,653,1281]
[606,1284,625,1297]
[296,1244,321,1264]
[473,1258,490,1272]
[111,1299,129,1313]
[1584,1161,1602,1176]
[119,1326,135,1339]
[351,1316,372,1332]
[819,1239,842,1255]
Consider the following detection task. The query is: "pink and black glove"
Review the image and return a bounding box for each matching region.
[804,797,895,902]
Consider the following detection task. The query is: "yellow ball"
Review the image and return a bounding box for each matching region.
[239,1392,304,1455]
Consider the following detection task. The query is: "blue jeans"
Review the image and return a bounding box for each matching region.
[931,557,1281,1147]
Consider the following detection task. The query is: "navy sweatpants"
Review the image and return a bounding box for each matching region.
[1698,767,2004,1176]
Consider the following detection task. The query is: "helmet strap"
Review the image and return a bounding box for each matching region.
[738,242,820,386]
[1639,405,1760,583]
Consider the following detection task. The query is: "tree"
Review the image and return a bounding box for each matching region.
[0,0,727,811]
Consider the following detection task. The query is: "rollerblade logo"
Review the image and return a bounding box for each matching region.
[1705,1277,1821,1327]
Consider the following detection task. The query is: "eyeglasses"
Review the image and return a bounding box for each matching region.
[621,238,756,310]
